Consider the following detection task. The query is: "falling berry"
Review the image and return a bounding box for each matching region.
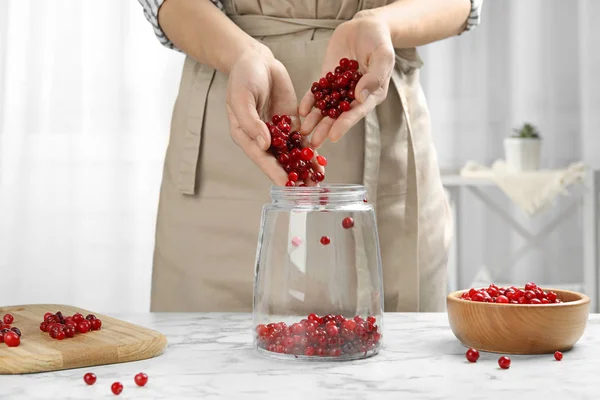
[554,351,563,361]
[316,155,327,166]
[498,356,511,369]
[342,217,354,229]
[466,348,479,363]
[291,236,302,247]
[83,373,97,385]
[320,236,331,245]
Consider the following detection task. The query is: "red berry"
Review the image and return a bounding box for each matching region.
[339,58,350,69]
[318,78,330,89]
[348,60,359,71]
[472,293,485,302]
[529,298,542,304]
[134,372,148,387]
[328,108,339,119]
[466,348,479,362]
[342,217,354,229]
[326,324,339,337]
[329,347,342,357]
[320,236,331,245]
[498,356,511,369]
[111,382,124,395]
[288,172,298,182]
[85,314,97,321]
[73,313,84,324]
[300,147,314,161]
[4,331,20,347]
[347,89,355,100]
[77,321,91,334]
[316,155,327,166]
[84,372,97,385]
[311,83,319,93]
[56,330,66,340]
[291,323,305,336]
[307,313,321,324]
[366,316,376,324]
[342,320,357,332]
[339,101,351,112]
[352,71,362,81]
[525,282,537,290]
[40,322,48,332]
[3,314,14,325]
[547,292,557,302]
[495,295,509,304]
[554,351,563,361]
[305,346,315,356]
[285,181,295,187]
[65,326,76,338]
[272,115,282,124]
[91,319,102,331]
[43,312,53,321]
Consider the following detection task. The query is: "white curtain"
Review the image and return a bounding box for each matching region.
[1,1,598,312]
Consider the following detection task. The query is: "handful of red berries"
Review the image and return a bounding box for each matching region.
[263,57,363,186]
[461,282,561,304]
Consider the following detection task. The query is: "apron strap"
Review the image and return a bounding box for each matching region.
[229,15,346,37]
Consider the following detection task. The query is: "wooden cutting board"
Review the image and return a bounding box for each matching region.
[0,304,167,374]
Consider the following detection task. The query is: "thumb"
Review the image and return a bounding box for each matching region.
[354,45,395,104]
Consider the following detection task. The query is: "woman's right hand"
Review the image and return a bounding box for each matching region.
[226,44,322,186]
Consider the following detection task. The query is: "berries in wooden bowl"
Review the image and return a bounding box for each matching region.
[446,282,590,354]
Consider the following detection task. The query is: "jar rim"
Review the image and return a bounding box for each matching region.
[270,184,367,204]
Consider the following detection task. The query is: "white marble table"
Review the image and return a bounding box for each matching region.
[1,312,599,399]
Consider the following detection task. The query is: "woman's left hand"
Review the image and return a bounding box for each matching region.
[299,11,396,148]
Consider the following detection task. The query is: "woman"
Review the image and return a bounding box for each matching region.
[138,0,482,312]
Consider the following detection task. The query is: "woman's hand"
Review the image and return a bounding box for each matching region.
[299,12,396,148]
[226,44,300,186]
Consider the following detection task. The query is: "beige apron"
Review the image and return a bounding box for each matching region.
[150,0,452,313]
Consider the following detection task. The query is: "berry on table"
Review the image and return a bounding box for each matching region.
[111,382,124,395]
[4,331,20,347]
[466,348,479,363]
[554,351,563,361]
[498,356,511,369]
[83,372,97,385]
[134,372,149,387]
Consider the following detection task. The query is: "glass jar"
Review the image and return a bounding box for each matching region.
[253,184,384,361]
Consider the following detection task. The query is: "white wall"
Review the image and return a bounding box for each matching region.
[1,1,598,312]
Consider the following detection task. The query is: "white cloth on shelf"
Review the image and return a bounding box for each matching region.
[460,160,586,216]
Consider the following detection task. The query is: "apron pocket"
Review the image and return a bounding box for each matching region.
[176,63,217,195]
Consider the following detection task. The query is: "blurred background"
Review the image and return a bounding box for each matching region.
[0,1,598,312]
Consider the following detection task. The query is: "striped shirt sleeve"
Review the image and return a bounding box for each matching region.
[137,0,224,52]
[462,0,483,33]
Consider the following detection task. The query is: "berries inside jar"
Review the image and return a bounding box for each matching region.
[255,313,381,358]
[460,282,562,305]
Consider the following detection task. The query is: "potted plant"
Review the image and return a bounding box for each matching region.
[504,123,541,172]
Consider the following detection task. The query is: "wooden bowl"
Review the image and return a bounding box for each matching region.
[446,288,590,354]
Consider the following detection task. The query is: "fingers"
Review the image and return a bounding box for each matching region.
[354,45,394,104]
[227,90,271,151]
[300,107,324,137]
[299,88,316,117]
[328,94,379,143]
[228,107,289,186]
[270,61,301,128]
[309,116,335,149]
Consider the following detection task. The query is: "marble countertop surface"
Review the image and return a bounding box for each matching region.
[1,312,599,399]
